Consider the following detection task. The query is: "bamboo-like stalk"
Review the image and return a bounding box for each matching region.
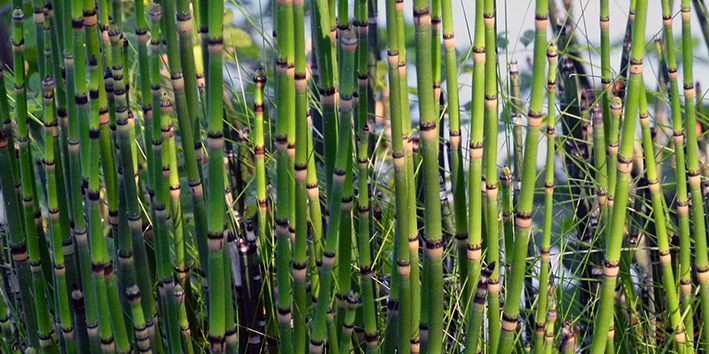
[441,0,468,300]
[681,1,709,351]
[589,0,648,352]
[204,0,229,351]
[543,303,557,354]
[88,52,117,353]
[41,15,76,351]
[509,60,523,198]
[68,0,101,350]
[13,6,58,352]
[293,0,309,350]
[161,0,209,281]
[354,0,378,351]
[561,322,576,354]
[464,262,495,353]
[273,0,295,350]
[483,0,500,349]
[465,3,485,338]
[599,0,610,143]
[636,84,691,352]
[335,23,356,341]
[533,44,557,354]
[380,0,408,351]
[0,97,39,350]
[310,0,337,195]
[252,71,271,266]
[310,32,357,354]
[127,285,152,354]
[410,0,444,352]
[660,0,694,342]
[497,0,548,352]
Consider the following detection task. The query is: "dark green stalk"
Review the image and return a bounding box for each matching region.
[310,0,337,195]
[41,29,76,353]
[497,0,548,352]
[509,60,523,194]
[69,0,100,350]
[464,262,495,354]
[177,0,203,153]
[309,33,357,354]
[0,101,38,350]
[589,0,648,352]
[533,45,557,354]
[13,6,58,352]
[501,167,513,279]
[88,52,116,354]
[153,96,184,354]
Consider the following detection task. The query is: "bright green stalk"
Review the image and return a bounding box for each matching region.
[379,5,408,353]
[175,284,195,354]
[161,0,209,277]
[509,60,523,193]
[335,54,356,352]
[465,2,485,337]
[273,0,295,351]
[660,0,694,341]
[534,45,557,354]
[13,7,58,352]
[589,0,648,352]
[637,84,691,352]
[497,0,548,352]
[441,0,468,305]
[410,0,444,353]
[543,304,557,354]
[252,72,271,265]
[293,0,309,351]
[606,97,621,215]
[204,0,228,349]
[483,0,500,350]
[681,1,709,352]
[600,0,611,144]
[309,33,357,354]
[306,111,324,296]
[126,285,152,354]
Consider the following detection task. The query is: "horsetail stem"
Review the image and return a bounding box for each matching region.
[497,0,549,352]
[534,44,557,354]
[660,0,694,341]
[590,0,648,352]
[636,85,691,352]
[680,1,709,351]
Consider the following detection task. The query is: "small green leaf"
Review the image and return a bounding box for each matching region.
[520,30,535,48]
